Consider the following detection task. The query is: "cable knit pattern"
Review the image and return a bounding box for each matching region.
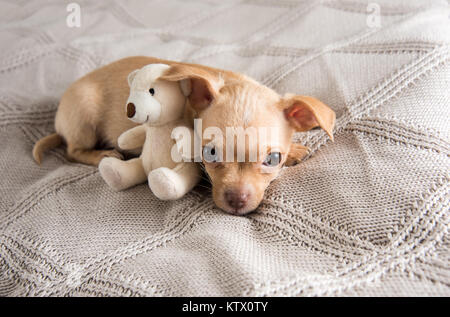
[0,0,449,296]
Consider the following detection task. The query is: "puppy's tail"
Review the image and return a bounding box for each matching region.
[32,133,63,165]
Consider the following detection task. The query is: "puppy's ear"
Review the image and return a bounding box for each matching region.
[160,64,223,112]
[282,95,336,140]
[127,69,139,87]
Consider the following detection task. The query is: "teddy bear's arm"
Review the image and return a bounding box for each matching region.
[118,125,147,150]
[173,126,199,162]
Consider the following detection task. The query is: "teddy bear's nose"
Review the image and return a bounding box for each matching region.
[127,103,136,118]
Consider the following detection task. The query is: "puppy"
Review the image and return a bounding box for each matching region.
[160,65,336,215]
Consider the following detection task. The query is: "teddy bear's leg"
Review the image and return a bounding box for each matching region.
[99,157,146,191]
[147,163,200,200]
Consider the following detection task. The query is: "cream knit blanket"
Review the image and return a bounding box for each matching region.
[0,0,449,296]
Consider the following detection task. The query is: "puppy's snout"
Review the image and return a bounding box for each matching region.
[126,102,136,118]
[225,189,250,211]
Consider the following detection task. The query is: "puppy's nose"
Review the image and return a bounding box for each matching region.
[225,190,250,210]
[127,103,136,118]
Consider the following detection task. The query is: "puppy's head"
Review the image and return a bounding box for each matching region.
[126,64,190,125]
[161,65,335,215]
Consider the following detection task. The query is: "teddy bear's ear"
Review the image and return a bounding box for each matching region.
[160,64,223,113]
[127,69,139,87]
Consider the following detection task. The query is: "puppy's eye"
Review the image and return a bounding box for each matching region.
[263,152,281,167]
[149,88,155,96]
[203,145,220,163]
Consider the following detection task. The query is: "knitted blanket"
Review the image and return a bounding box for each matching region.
[0,0,449,296]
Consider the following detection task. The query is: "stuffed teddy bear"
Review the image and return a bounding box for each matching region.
[98,63,200,200]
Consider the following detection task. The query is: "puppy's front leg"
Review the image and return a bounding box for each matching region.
[285,143,310,166]
[118,125,147,150]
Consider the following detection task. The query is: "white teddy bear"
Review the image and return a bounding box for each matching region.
[99,63,200,200]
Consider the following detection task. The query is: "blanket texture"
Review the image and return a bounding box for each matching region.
[0,0,449,296]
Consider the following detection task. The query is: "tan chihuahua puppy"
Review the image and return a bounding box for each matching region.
[33,57,335,215]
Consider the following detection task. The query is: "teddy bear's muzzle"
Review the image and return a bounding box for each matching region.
[125,92,162,124]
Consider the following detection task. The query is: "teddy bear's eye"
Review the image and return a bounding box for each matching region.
[149,88,155,96]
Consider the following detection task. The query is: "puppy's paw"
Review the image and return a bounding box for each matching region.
[148,167,184,200]
[99,157,124,191]
[285,144,309,166]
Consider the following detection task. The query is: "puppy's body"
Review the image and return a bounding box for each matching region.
[33,56,238,166]
[34,57,152,165]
